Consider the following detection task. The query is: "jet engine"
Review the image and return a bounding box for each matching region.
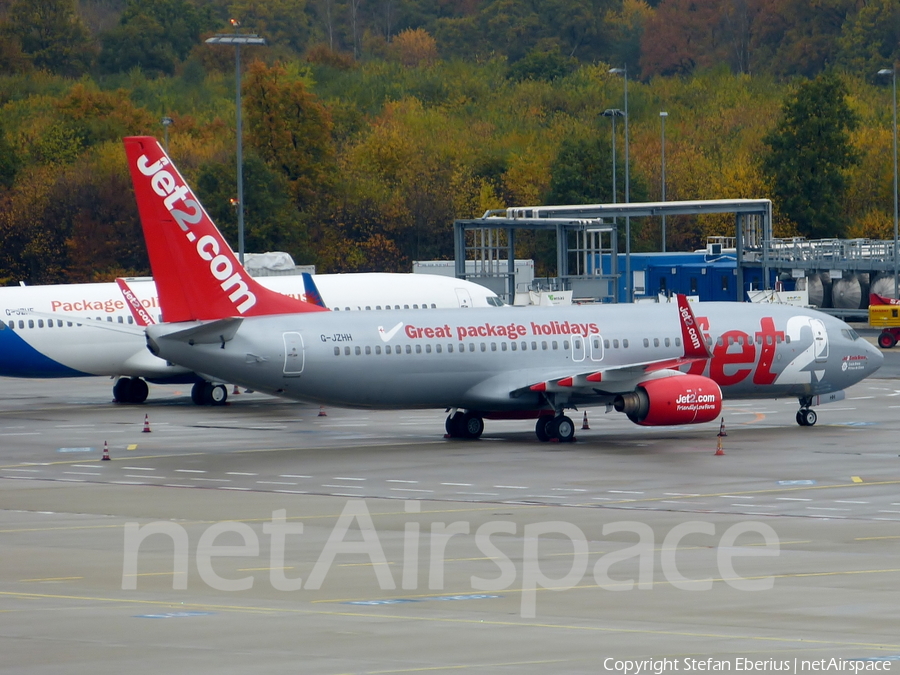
[613,374,722,426]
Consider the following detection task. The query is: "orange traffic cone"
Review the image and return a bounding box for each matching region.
[581,412,590,430]
[232,385,241,395]
[142,414,151,433]
[318,406,327,417]
[102,441,110,460]
[715,419,726,456]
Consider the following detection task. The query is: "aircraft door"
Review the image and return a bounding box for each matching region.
[589,334,604,362]
[571,336,586,362]
[455,288,472,308]
[810,318,828,362]
[283,332,305,376]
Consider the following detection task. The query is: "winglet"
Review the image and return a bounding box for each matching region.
[301,272,327,309]
[123,136,328,323]
[116,278,156,326]
[676,294,711,360]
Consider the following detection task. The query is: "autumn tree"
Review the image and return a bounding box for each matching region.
[389,28,438,68]
[761,72,858,239]
[243,60,337,210]
[4,0,94,76]
[97,0,214,76]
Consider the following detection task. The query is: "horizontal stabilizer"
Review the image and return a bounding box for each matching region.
[156,318,243,345]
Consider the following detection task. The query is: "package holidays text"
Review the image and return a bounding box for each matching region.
[403,320,601,341]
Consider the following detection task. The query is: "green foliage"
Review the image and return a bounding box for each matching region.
[4,0,95,77]
[761,72,859,239]
[97,0,215,76]
[194,152,312,261]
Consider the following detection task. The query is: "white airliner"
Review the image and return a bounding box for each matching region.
[125,135,883,441]
[0,270,501,404]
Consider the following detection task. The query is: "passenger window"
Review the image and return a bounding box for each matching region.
[405,345,412,354]
[431,303,436,308]
[127,317,134,325]
[643,338,649,347]
[365,346,371,355]
[38,319,44,328]
[118,316,124,324]
[415,345,421,354]
[604,339,610,349]
[665,337,670,347]
[542,341,548,350]
[776,335,782,344]
[510,342,517,351]
[376,306,381,310]
[413,304,419,309]
[469,343,475,352]
[404,304,409,309]
[385,345,392,354]
[717,337,724,347]
[653,338,659,347]
[376,346,382,355]
[593,339,600,349]
[491,343,497,352]
[425,344,432,353]
[623,339,629,348]
[501,343,507,351]
[355,346,361,355]
[334,347,340,355]
[552,341,558,350]
[436,344,442,353]
[480,343,486,352]
[766,335,773,345]
[448,344,454,353]
[613,339,619,348]
[785,335,791,344]
[344,346,351,355]
[20,321,25,329]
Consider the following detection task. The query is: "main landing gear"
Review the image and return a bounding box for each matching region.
[444,410,484,439]
[191,381,228,406]
[535,414,576,443]
[443,409,576,443]
[796,397,817,427]
[113,377,149,404]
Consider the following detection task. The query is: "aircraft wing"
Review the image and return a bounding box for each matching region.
[512,294,712,397]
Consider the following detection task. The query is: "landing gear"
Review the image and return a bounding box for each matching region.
[113,377,149,404]
[535,414,576,443]
[191,381,228,406]
[796,408,817,427]
[444,410,484,439]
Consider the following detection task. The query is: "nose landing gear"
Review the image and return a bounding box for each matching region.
[796,397,817,426]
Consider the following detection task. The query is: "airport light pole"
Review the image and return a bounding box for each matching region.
[660,111,668,253]
[161,116,173,152]
[205,20,266,265]
[601,109,624,204]
[610,66,631,301]
[878,67,899,298]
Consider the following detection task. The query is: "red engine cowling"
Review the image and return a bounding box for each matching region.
[613,374,722,426]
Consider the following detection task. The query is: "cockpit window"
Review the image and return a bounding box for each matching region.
[486,297,505,307]
[841,328,860,341]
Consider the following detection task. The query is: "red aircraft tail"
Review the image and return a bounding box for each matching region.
[123,136,327,323]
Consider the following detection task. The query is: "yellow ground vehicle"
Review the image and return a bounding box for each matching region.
[869,293,900,348]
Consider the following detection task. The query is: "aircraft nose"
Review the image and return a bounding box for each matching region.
[867,338,885,373]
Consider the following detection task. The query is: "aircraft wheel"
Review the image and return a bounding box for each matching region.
[191,381,206,405]
[549,415,576,443]
[129,377,149,403]
[535,414,554,442]
[459,412,484,439]
[795,410,806,426]
[113,377,132,403]
[205,384,228,406]
[801,408,817,427]
[878,331,897,349]
[445,412,464,438]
